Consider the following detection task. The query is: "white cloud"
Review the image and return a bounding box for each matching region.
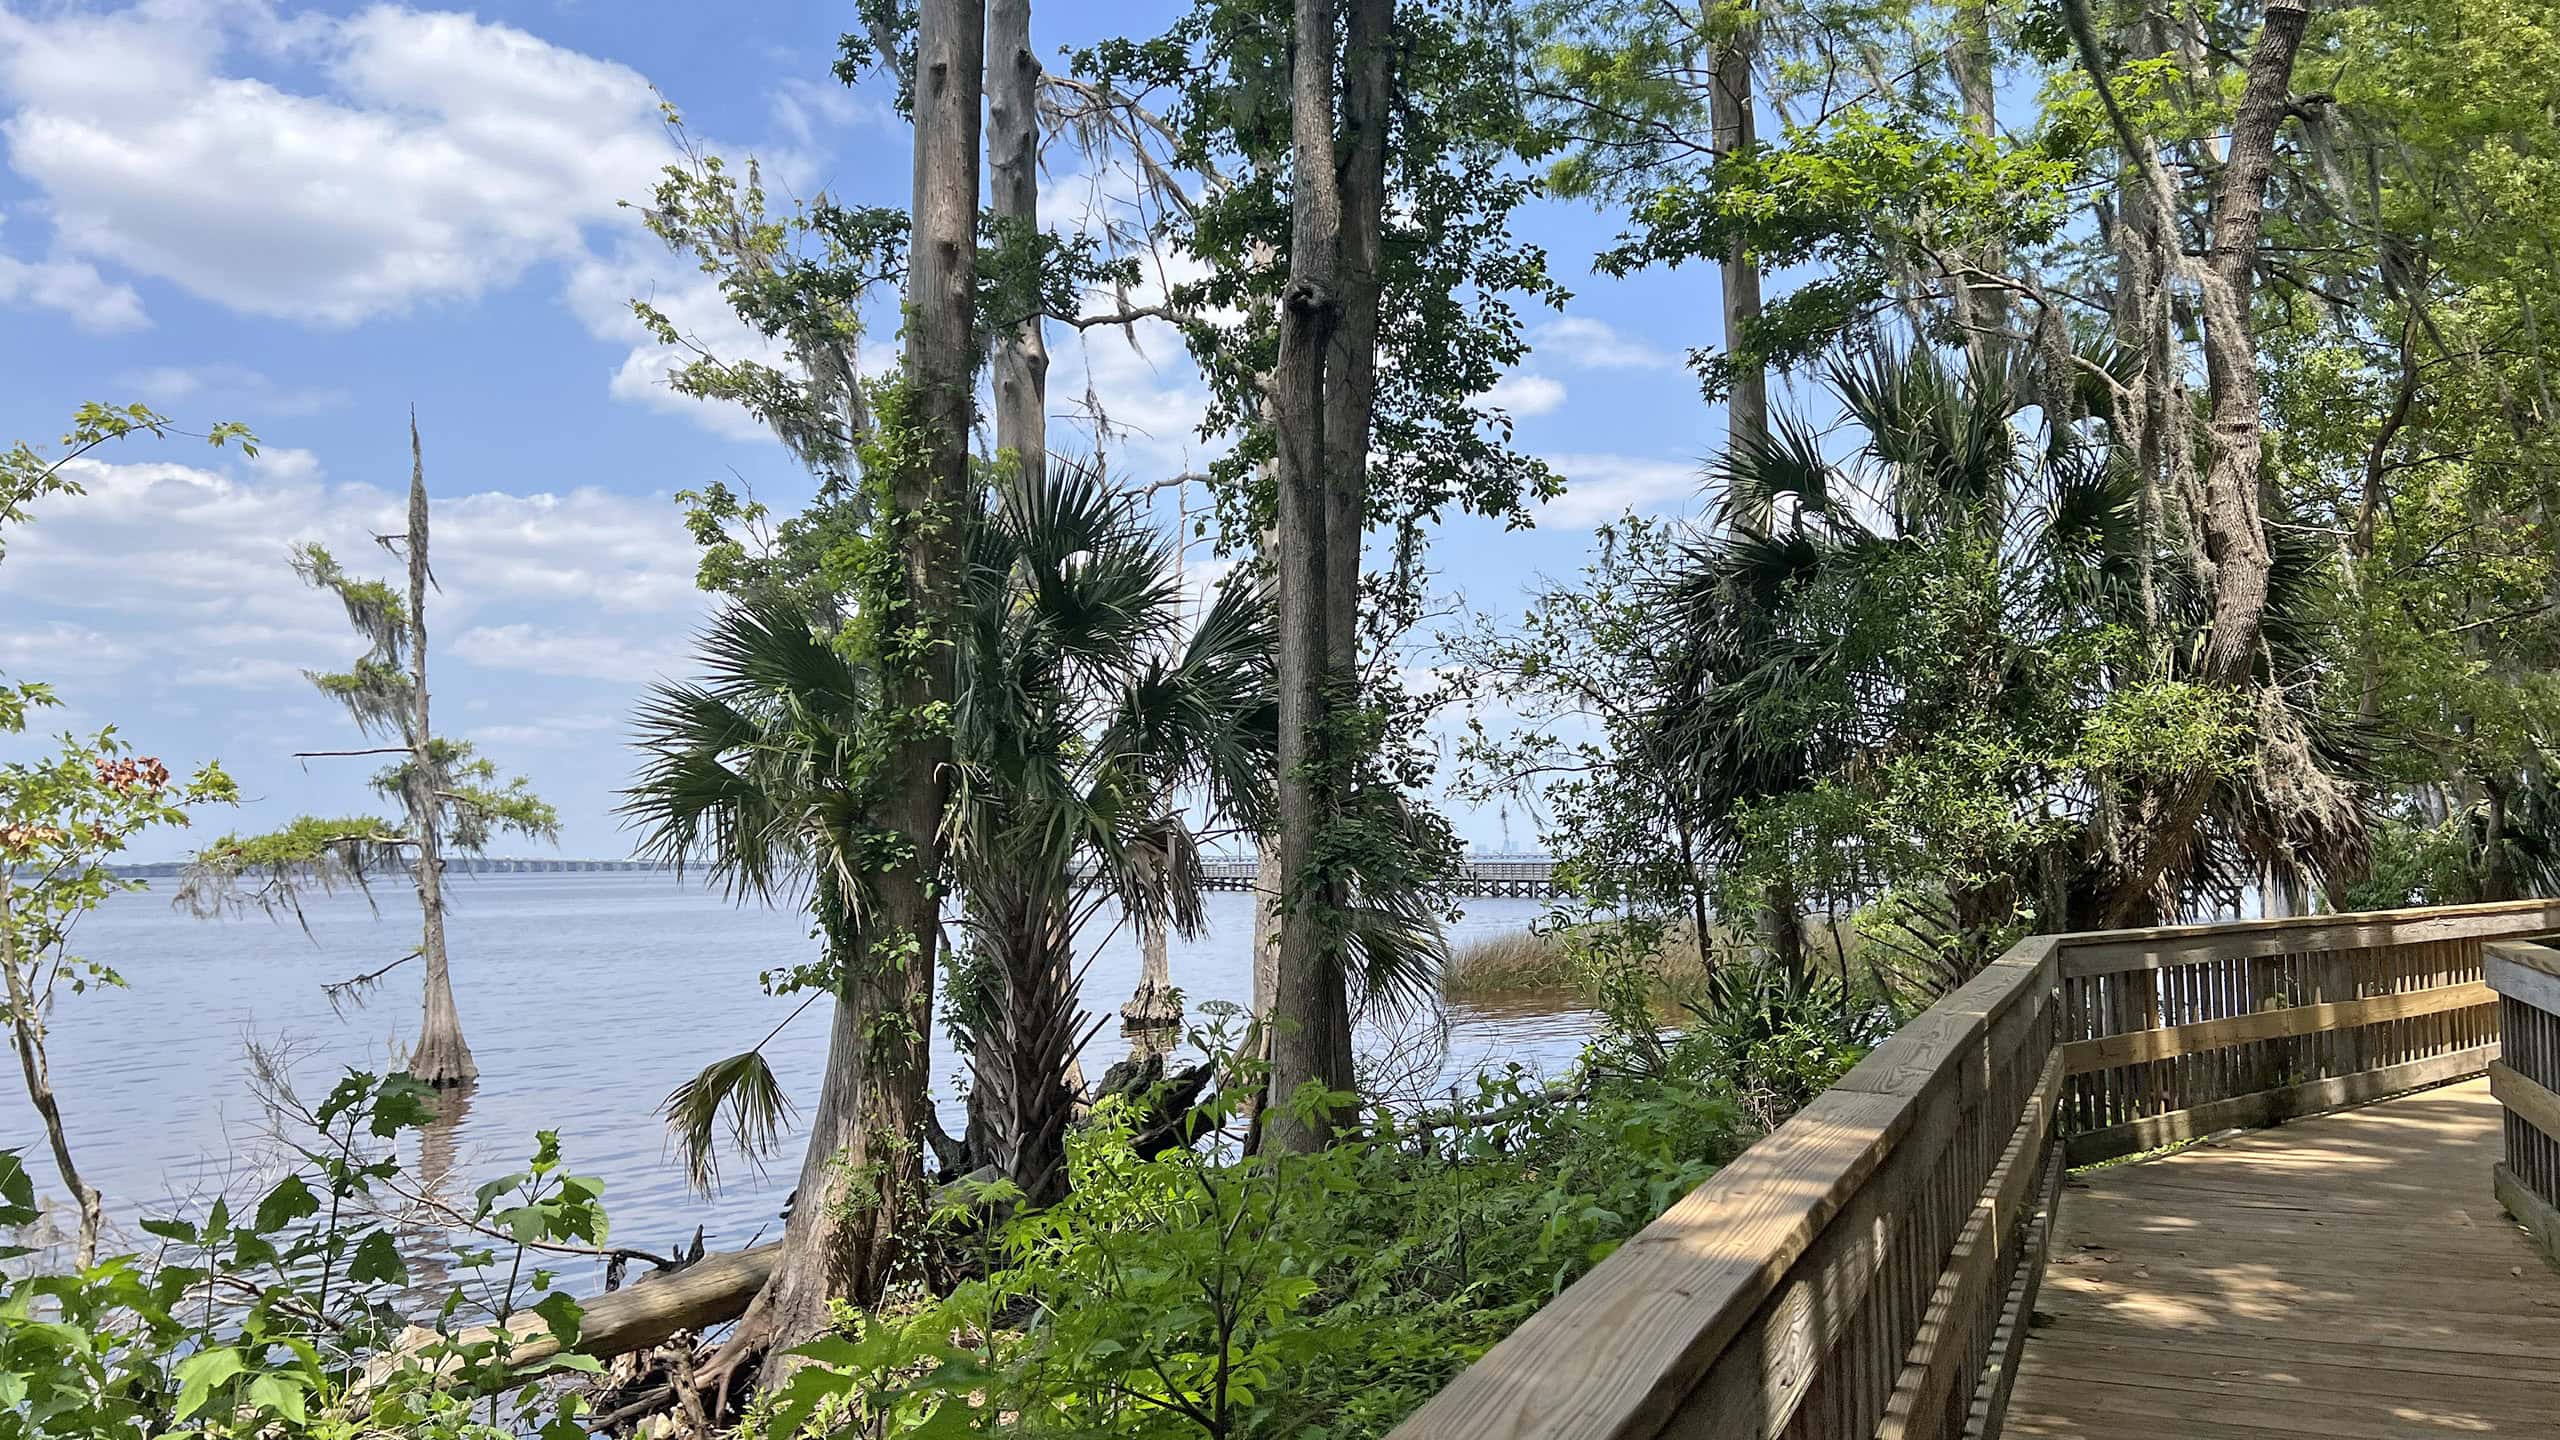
[468,711,621,748]
[1485,373,1566,417]
[114,362,347,417]
[562,246,814,444]
[0,1,678,326]
[767,75,891,150]
[451,623,680,684]
[0,243,145,332]
[1534,452,1702,527]
[0,451,707,701]
[0,620,137,676]
[1531,316,1677,372]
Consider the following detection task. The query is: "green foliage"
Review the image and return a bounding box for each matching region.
[1593,109,2080,390]
[1443,514,1721,956]
[2,733,238,1003]
[0,1072,611,1439]
[1068,0,1568,549]
[177,539,557,922]
[0,403,256,565]
[746,1023,1771,1439]
[1673,961,1882,1130]
[635,456,1280,1199]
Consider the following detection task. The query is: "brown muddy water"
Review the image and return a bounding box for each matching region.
[3,873,1589,1283]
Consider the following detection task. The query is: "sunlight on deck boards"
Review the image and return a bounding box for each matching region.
[2006,1080,2560,1439]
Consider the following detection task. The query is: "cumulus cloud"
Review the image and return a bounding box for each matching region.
[0,450,705,694]
[1531,316,1677,372]
[1485,373,1566,417]
[451,623,682,684]
[0,0,680,326]
[560,244,832,445]
[0,244,146,332]
[114,362,347,417]
[1533,452,1703,527]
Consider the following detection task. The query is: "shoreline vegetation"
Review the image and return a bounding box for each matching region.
[4,0,2551,1429]
[1441,920,1863,1002]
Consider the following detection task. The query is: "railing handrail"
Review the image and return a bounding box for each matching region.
[1387,899,2560,1440]
[1390,938,2059,1440]
[2052,897,2560,975]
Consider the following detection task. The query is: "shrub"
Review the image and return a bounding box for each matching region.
[755,1029,1777,1439]
[0,1070,611,1439]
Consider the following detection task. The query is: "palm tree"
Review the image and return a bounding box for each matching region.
[945,458,1276,1205]
[1655,342,2368,986]
[629,457,1277,1214]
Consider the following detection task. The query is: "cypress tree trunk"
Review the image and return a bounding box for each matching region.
[1262,0,1351,1156]
[753,0,983,1383]
[1710,13,1766,455]
[987,0,1048,476]
[2075,0,2308,922]
[751,890,919,1379]
[400,419,475,1089]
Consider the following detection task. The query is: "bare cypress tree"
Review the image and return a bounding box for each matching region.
[182,417,556,1087]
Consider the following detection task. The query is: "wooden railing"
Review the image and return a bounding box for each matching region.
[2054,903,2556,1163]
[1387,899,2560,1440]
[2488,938,2560,1266]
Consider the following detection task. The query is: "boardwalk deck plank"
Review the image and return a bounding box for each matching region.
[2006,1080,2560,1437]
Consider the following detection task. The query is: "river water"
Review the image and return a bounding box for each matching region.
[4,873,1582,1272]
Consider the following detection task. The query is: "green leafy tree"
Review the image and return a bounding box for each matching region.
[1443,515,1723,980]
[1661,344,2357,978]
[2,738,236,1268]
[179,421,556,1087]
[1,404,250,1269]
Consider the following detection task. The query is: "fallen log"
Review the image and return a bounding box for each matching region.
[368,1241,779,1385]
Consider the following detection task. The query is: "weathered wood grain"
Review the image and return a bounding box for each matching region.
[2012,1080,2560,1438]
[2060,982,2494,1073]
[2062,1044,2495,1165]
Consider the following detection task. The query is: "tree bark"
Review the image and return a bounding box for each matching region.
[755,0,982,1382]
[1950,0,2008,345]
[987,0,1049,477]
[1323,0,1390,681]
[2075,0,2311,923]
[1,881,102,1269]
[1710,11,1767,453]
[401,419,474,1089]
[1262,0,1352,1156]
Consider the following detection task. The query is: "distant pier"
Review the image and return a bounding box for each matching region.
[1196,855,1558,899]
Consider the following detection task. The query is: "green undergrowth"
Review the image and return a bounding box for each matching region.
[755,983,1874,1439]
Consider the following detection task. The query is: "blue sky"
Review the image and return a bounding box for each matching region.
[0,0,1730,860]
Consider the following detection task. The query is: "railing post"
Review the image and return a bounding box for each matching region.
[2486,940,2560,1268]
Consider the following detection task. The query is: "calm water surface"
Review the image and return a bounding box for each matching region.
[5,873,1585,1280]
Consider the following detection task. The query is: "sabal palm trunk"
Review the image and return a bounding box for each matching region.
[972,882,1081,1207]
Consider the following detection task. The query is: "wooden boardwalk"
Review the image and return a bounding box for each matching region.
[2008,1079,2560,1438]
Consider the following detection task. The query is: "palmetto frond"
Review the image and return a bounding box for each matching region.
[1829,342,2026,531]
[621,597,873,904]
[1712,409,1837,536]
[1341,885,1445,1027]
[660,1047,798,1193]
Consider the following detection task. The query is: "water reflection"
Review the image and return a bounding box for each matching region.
[7,874,1592,1290]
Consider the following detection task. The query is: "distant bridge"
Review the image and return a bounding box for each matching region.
[104,857,675,880]
[1198,855,1559,899]
[107,853,1560,895]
